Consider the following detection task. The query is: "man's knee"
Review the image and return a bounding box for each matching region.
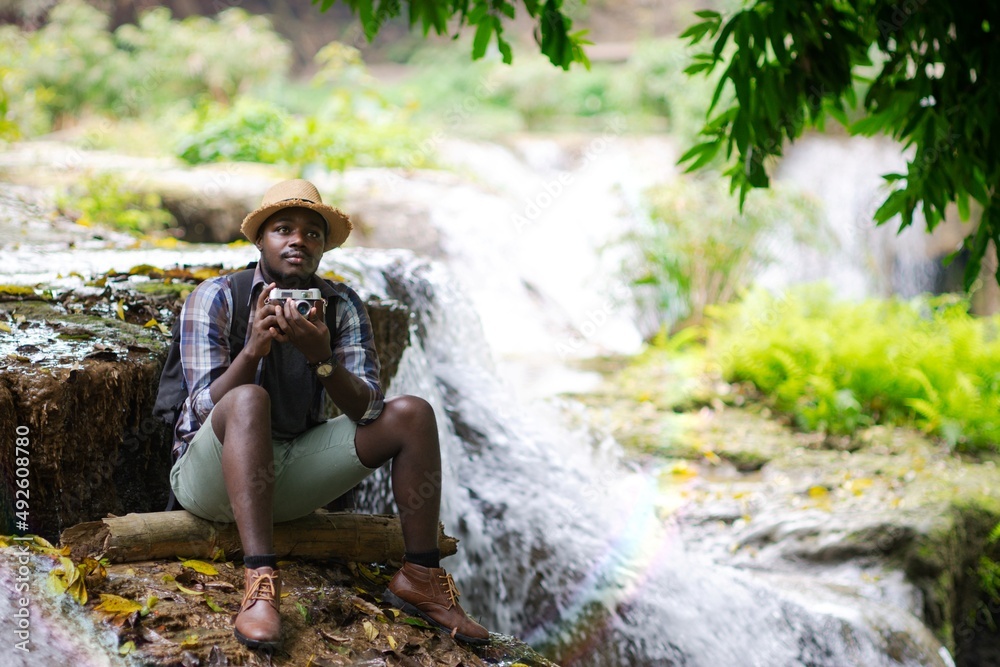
[383,395,435,429]
[213,384,270,438]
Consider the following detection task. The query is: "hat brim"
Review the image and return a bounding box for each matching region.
[241,198,352,252]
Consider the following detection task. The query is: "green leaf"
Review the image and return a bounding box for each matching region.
[678,140,718,165]
[204,596,224,613]
[472,17,493,59]
[401,616,432,629]
[961,219,991,289]
[680,21,714,43]
[687,141,723,171]
[850,113,891,136]
[873,189,908,224]
[684,62,714,75]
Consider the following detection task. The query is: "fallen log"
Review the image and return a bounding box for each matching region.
[60,510,458,564]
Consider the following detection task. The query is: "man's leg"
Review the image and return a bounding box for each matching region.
[355,395,441,552]
[355,395,489,644]
[210,384,282,649]
[211,384,274,554]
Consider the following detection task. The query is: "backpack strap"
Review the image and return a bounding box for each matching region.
[227,262,257,356]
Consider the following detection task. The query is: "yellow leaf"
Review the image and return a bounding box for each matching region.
[701,450,721,465]
[385,608,401,619]
[363,620,378,642]
[115,300,125,321]
[176,583,205,596]
[128,264,159,276]
[32,535,57,550]
[82,557,106,580]
[669,460,697,478]
[211,547,226,562]
[180,634,199,648]
[204,596,224,613]
[161,574,175,583]
[157,322,170,335]
[352,597,383,618]
[153,237,182,249]
[118,640,135,656]
[180,559,218,576]
[807,485,829,499]
[57,557,79,586]
[844,478,874,496]
[143,318,158,328]
[0,323,10,333]
[387,635,397,649]
[145,595,159,610]
[95,594,143,615]
[192,268,221,281]
[67,571,88,605]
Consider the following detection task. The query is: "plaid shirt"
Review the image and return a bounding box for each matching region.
[172,264,384,458]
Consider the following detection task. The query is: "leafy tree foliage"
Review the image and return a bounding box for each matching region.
[679,1,1000,288]
[311,0,591,69]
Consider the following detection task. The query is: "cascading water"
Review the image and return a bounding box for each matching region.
[331,249,954,667]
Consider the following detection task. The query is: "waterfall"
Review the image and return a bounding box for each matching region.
[333,249,954,667]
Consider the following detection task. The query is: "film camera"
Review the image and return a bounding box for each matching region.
[266,288,325,317]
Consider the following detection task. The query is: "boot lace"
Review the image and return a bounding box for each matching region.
[241,571,278,610]
[438,572,461,609]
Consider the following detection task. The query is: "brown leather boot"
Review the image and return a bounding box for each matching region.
[234,566,282,650]
[382,561,489,645]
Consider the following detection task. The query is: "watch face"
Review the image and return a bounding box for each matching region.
[316,362,334,378]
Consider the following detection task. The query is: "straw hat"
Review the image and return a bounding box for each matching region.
[241,179,351,252]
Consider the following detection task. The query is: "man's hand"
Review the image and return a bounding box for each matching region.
[273,297,331,364]
[244,282,283,360]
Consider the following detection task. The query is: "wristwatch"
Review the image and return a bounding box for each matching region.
[309,354,337,378]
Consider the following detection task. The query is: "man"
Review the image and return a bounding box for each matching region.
[168,179,489,649]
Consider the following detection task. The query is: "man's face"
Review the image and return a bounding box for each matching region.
[256,206,327,288]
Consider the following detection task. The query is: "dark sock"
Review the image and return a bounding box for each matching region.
[404,549,441,569]
[243,554,278,570]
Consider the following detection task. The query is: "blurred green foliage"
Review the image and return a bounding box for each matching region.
[174,96,432,172]
[388,38,715,134]
[705,286,1000,451]
[0,4,431,171]
[0,0,289,133]
[626,176,823,331]
[57,173,175,235]
[176,42,433,172]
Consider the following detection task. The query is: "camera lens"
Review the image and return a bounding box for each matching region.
[296,301,311,316]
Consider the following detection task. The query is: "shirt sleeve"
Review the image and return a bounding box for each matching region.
[334,287,385,424]
[180,277,235,424]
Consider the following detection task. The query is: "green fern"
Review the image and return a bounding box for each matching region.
[708,286,1000,451]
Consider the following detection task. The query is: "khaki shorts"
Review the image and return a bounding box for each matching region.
[169,408,376,523]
